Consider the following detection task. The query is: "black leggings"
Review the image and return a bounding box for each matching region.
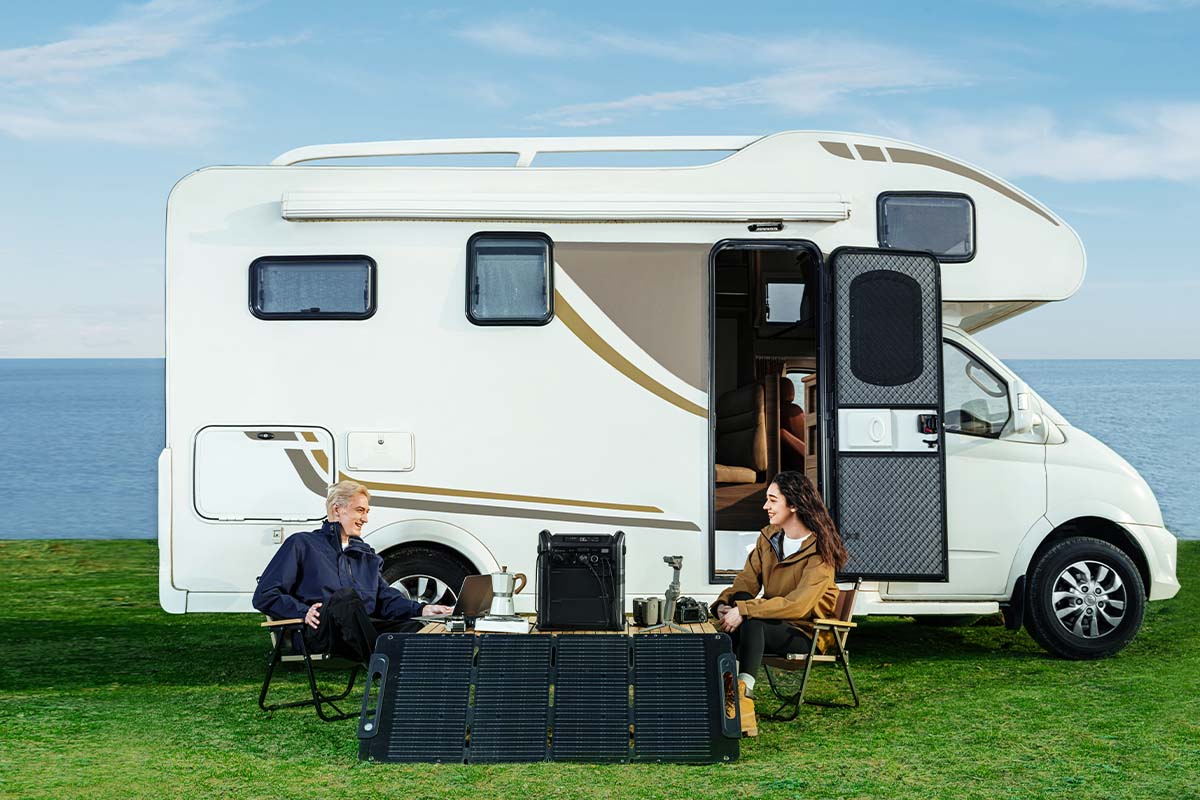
[302,587,423,663]
[729,618,812,677]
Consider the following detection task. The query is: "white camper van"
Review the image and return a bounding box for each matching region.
[159,131,1179,659]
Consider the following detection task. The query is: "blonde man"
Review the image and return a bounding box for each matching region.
[253,480,452,661]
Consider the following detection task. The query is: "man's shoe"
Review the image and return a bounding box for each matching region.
[738,679,758,737]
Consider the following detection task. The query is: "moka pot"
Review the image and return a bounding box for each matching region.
[488,566,527,617]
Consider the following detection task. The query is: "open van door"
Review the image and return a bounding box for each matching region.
[821,248,947,581]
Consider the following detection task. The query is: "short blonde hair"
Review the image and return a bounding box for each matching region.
[326,480,369,519]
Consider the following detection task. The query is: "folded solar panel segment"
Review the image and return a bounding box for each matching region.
[632,634,740,763]
[471,635,553,762]
[358,633,474,763]
[551,635,630,762]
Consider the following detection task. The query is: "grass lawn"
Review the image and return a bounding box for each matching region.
[1,539,1196,800]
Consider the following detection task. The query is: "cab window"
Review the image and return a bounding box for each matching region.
[943,342,1009,437]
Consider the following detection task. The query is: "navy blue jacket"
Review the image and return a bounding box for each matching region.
[252,522,424,621]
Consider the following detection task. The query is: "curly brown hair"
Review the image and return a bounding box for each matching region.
[770,470,849,571]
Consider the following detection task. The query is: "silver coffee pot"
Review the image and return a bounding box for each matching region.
[487,566,527,618]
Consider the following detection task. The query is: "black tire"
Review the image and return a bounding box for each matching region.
[381,545,476,606]
[1026,537,1145,660]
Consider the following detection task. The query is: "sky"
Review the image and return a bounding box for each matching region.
[1,0,1198,359]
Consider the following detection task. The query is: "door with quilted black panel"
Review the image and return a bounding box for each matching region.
[821,248,947,580]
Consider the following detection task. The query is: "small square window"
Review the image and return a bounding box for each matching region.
[878,193,975,262]
[250,256,376,319]
[467,234,553,325]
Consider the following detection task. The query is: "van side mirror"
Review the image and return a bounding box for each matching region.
[1010,379,1034,434]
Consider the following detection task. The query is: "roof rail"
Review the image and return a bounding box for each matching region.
[271,135,762,167]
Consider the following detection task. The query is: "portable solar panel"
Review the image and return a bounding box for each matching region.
[358,633,739,764]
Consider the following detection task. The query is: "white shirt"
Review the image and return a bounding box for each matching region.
[781,533,810,559]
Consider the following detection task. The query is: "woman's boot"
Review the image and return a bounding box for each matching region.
[738,679,758,737]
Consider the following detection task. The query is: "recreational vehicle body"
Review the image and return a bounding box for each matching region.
[159,131,1179,659]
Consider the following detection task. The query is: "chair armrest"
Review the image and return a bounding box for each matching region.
[260,618,305,628]
[813,618,856,628]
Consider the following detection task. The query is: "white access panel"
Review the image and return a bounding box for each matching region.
[346,431,415,471]
[838,409,939,453]
[194,426,333,520]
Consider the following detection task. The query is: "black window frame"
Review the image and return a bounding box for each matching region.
[248,254,378,320]
[877,191,976,264]
[942,339,1011,439]
[465,232,555,327]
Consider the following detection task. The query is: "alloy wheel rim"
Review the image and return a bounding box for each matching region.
[393,573,458,605]
[1051,559,1127,639]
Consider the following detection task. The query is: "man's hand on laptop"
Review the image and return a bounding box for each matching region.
[421,604,455,616]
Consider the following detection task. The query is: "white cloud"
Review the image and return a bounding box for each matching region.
[889,104,1200,182]
[0,0,299,146]
[475,24,968,126]
[458,20,576,58]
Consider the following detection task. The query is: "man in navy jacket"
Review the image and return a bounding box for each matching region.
[253,480,452,661]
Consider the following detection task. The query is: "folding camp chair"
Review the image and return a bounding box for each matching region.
[761,581,860,719]
[257,617,362,722]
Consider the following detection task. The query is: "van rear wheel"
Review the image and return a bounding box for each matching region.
[381,546,475,607]
[1026,537,1145,660]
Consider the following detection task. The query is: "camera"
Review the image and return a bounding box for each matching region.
[673,596,708,624]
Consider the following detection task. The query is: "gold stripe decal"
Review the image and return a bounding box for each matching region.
[555,291,707,418]
[312,449,329,473]
[338,472,663,514]
[301,431,318,443]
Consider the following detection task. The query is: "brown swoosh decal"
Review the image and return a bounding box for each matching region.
[341,473,662,514]
[886,147,1059,226]
[285,449,330,495]
[284,448,698,531]
[555,291,707,418]
[819,141,854,159]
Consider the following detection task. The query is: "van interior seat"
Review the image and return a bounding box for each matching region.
[714,381,767,485]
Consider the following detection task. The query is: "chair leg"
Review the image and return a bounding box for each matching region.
[258,629,288,713]
[298,636,360,722]
[793,633,820,708]
[259,631,361,722]
[762,664,802,722]
[833,634,860,708]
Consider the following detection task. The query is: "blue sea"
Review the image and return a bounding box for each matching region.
[0,358,1196,540]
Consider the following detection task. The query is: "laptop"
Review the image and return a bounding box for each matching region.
[421,574,493,620]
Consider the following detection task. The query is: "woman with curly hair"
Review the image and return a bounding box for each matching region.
[712,470,849,736]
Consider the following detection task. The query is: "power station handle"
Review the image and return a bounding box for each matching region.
[716,650,740,739]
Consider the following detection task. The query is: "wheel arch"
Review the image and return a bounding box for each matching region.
[364,518,500,576]
[1030,516,1151,599]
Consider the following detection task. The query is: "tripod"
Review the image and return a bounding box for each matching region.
[641,555,690,633]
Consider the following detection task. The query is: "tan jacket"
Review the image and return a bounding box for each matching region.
[715,525,839,651]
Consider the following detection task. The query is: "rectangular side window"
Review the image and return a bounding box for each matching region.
[250,255,376,320]
[878,193,975,262]
[467,234,553,325]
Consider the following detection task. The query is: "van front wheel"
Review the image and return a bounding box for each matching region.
[1026,537,1145,660]
[381,546,475,608]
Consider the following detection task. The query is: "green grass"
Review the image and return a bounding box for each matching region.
[2,540,1196,800]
